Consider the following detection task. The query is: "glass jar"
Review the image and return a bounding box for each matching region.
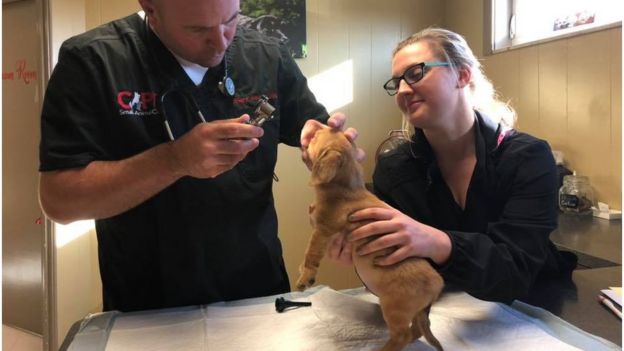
[559,174,594,215]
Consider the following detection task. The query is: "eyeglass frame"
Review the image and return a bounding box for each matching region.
[383,61,450,96]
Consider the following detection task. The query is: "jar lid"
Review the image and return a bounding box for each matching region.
[563,174,589,181]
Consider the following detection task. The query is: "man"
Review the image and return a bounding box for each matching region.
[39,0,357,312]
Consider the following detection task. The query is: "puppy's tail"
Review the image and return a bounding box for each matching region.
[418,305,443,351]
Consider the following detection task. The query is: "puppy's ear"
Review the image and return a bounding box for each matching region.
[311,149,343,185]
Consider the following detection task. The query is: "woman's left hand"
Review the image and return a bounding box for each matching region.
[348,206,452,266]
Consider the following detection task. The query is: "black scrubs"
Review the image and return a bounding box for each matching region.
[39,13,328,312]
[373,112,577,304]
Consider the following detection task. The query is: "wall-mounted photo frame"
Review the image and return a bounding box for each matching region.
[240,0,307,58]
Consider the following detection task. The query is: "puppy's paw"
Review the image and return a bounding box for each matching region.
[295,278,315,292]
[295,269,317,291]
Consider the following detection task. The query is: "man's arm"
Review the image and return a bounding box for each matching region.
[40,142,177,224]
[40,116,263,224]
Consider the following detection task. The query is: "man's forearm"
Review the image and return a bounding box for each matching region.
[39,142,183,224]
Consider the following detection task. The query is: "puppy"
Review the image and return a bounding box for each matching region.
[296,128,444,351]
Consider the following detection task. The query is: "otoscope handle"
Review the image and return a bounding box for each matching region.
[275,297,312,313]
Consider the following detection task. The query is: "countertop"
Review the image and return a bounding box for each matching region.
[532,213,622,345]
[551,214,622,267]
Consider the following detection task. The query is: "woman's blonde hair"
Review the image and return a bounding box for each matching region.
[394,28,516,132]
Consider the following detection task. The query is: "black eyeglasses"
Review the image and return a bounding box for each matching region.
[383,61,450,96]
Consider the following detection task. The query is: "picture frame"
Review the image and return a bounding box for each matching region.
[240,0,307,58]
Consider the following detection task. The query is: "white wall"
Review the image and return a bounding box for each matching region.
[444,0,622,210]
[48,0,103,348]
[2,0,47,335]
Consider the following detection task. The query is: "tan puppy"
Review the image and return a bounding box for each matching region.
[296,128,444,351]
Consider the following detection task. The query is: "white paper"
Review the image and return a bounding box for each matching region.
[97,287,619,351]
[601,288,622,307]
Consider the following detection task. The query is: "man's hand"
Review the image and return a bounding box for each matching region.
[300,112,365,169]
[168,115,264,178]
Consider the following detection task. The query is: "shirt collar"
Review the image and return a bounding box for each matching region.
[408,110,507,183]
[143,16,210,89]
[170,52,209,86]
[475,110,507,154]
[409,111,506,156]
[146,21,209,87]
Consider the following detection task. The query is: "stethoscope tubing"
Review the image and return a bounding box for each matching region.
[160,88,207,141]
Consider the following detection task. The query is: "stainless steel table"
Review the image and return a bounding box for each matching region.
[525,214,622,345]
[61,214,622,349]
[521,266,622,346]
[552,214,621,267]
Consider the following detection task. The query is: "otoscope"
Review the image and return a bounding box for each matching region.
[249,95,275,127]
[275,297,312,313]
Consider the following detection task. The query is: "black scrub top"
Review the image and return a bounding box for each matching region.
[373,112,577,303]
[39,13,329,312]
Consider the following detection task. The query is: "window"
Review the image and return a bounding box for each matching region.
[489,0,622,53]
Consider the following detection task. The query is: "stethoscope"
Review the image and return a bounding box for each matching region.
[158,58,237,140]
[145,17,236,141]
[154,46,274,140]
[159,86,207,141]
[144,16,276,141]
[160,88,275,141]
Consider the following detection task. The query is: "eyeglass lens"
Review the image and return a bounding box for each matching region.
[403,64,425,85]
[384,63,425,95]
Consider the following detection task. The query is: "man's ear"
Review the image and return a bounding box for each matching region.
[310,149,343,185]
[138,0,157,19]
[456,65,472,89]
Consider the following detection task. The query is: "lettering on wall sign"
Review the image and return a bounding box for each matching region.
[2,59,38,84]
[3,72,15,80]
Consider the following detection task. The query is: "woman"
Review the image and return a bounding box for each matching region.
[329,28,576,303]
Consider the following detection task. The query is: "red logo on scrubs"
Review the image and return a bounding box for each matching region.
[117,91,158,116]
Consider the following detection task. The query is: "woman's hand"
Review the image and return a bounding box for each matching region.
[348,207,452,266]
[326,232,354,265]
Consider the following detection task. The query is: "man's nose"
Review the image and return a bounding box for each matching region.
[207,25,229,52]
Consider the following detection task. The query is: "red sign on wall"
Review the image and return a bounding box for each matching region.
[2,59,38,84]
